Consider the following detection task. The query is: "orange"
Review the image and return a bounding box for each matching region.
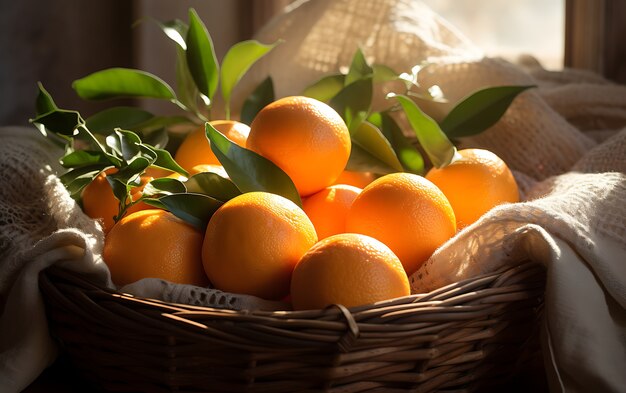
[290,233,410,310]
[302,184,361,240]
[425,148,519,229]
[246,96,351,196]
[346,173,456,275]
[333,170,376,188]
[103,209,208,287]
[82,169,151,233]
[174,120,250,172]
[202,192,317,300]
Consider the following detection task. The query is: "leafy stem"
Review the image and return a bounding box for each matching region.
[72,9,279,125]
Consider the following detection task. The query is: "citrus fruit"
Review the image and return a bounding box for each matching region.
[246,96,351,196]
[174,120,250,172]
[82,169,151,233]
[302,184,361,240]
[346,172,456,275]
[103,209,208,287]
[290,233,410,310]
[333,170,376,188]
[202,192,317,300]
[425,148,519,229]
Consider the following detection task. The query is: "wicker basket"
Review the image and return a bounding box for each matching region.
[39,261,545,393]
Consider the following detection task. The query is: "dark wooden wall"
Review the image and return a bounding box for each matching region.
[0,0,134,126]
[0,0,288,126]
[604,0,626,83]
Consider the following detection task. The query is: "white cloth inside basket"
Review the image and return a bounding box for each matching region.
[1,0,626,392]
[0,126,112,392]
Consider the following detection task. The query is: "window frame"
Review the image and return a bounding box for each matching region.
[565,0,626,83]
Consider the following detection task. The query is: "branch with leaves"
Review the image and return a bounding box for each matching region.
[73,9,280,130]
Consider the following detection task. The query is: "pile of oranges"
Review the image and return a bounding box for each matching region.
[84,96,519,311]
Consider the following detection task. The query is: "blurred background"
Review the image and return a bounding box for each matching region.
[0,0,624,126]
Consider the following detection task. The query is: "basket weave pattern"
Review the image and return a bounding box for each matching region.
[40,262,544,393]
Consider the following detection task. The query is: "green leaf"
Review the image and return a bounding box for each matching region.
[175,45,201,116]
[206,123,301,206]
[150,146,189,178]
[35,82,57,115]
[106,129,143,163]
[351,121,403,172]
[112,156,152,184]
[104,157,152,220]
[142,198,167,210]
[31,86,83,146]
[302,74,345,103]
[372,64,399,83]
[141,127,169,149]
[390,94,456,168]
[73,126,122,166]
[85,107,154,134]
[241,76,274,125]
[345,144,400,174]
[106,176,133,210]
[154,19,206,118]
[373,112,424,174]
[60,150,111,168]
[186,9,219,104]
[73,68,176,101]
[104,127,187,177]
[156,19,202,117]
[29,82,84,147]
[440,85,535,138]
[159,193,223,230]
[345,48,373,86]
[60,165,107,196]
[30,109,84,136]
[185,172,241,202]
[143,178,186,197]
[221,40,280,119]
[157,19,188,50]
[134,115,192,133]
[330,78,372,132]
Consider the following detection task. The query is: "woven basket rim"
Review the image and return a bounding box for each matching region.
[40,261,545,320]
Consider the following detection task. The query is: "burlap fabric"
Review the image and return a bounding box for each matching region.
[1,0,625,392]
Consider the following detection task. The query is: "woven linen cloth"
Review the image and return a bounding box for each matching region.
[1,0,625,392]
[0,127,113,392]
